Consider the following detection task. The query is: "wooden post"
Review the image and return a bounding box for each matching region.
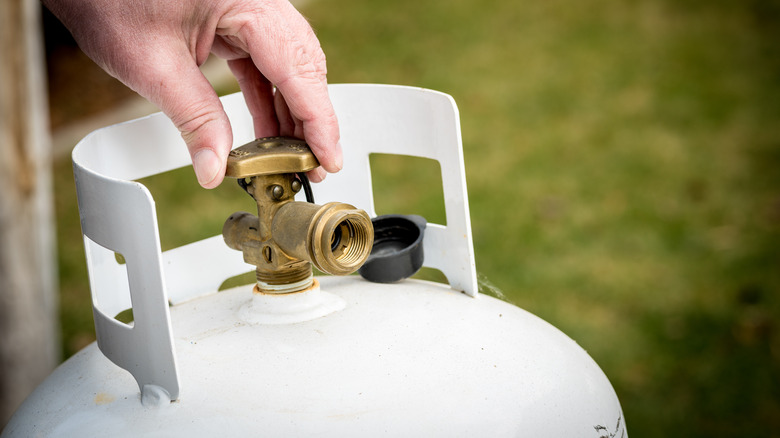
[0,0,59,428]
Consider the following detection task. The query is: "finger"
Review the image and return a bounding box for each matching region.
[128,45,233,189]
[274,88,296,137]
[45,0,232,188]
[276,89,326,182]
[274,77,342,174]
[293,112,305,140]
[228,57,279,138]
[306,167,327,183]
[234,2,342,174]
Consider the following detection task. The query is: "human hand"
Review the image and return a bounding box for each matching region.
[44,0,341,187]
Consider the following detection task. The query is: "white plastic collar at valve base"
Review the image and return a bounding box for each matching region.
[238,278,347,325]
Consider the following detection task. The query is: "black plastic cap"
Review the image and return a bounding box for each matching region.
[358,214,427,283]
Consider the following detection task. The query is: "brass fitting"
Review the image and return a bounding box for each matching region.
[222,137,374,294]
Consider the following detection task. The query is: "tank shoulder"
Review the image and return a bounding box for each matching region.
[3,277,625,437]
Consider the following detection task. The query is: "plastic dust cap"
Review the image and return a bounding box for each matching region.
[358,215,426,283]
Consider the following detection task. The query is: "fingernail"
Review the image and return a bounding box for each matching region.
[333,141,343,172]
[193,149,220,187]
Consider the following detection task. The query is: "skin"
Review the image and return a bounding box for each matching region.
[43,0,342,187]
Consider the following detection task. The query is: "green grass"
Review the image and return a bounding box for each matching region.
[53,0,780,436]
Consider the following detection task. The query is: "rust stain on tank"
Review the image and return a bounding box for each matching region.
[94,392,116,405]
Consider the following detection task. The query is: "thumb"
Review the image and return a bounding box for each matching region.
[44,0,232,188]
[128,50,233,189]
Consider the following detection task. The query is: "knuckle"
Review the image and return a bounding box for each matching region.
[174,102,222,142]
[285,41,327,83]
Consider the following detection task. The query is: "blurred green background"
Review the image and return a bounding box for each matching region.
[47,0,779,436]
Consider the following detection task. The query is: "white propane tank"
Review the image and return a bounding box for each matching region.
[2,85,626,437]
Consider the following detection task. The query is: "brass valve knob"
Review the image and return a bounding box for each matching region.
[226,137,320,177]
[222,137,374,294]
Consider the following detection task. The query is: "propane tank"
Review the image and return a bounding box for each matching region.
[1,84,626,437]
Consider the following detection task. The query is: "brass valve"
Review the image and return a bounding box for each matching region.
[222,137,374,294]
